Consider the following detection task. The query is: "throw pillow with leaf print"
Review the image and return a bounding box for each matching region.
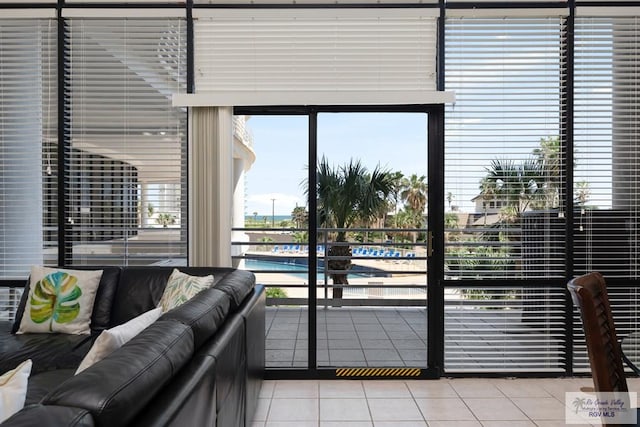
[17,266,103,335]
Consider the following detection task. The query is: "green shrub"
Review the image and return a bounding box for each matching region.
[266,287,287,298]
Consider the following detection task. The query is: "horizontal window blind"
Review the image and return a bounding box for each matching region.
[445,286,566,373]
[574,15,640,278]
[67,18,187,266]
[0,19,57,280]
[444,17,566,281]
[443,16,565,373]
[194,9,438,105]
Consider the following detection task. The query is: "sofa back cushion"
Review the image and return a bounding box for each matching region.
[159,288,231,348]
[210,269,256,311]
[108,268,172,327]
[43,320,194,427]
[109,267,245,327]
[12,267,121,336]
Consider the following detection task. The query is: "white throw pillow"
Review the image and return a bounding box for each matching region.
[18,266,103,335]
[75,307,163,374]
[158,269,213,312]
[0,359,32,423]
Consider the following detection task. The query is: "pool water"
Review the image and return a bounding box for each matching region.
[243,259,371,278]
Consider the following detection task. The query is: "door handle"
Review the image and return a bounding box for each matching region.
[427,231,433,257]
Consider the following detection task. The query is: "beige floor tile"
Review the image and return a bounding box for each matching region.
[537,378,591,401]
[321,422,373,427]
[464,397,528,421]
[363,380,412,398]
[373,421,428,427]
[406,380,458,398]
[533,422,592,427]
[273,380,319,398]
[260,380,276,398]
[426,421,482,427]
[320,380,366,398]
[480,421,536,427]
[511,397,566,421]
[449,379,505,398]
[491,379,553,398]
[320,398,371,421]
[266,422,318,427]
[368,398,424,421]
[415,398,476,421]
[268,398,319,421]
[253,398,271,422]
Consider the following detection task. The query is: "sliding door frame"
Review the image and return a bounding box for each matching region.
[236,104,446,379]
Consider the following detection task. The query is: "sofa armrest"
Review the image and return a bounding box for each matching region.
[1,404,95,427]
[43,321,194,427]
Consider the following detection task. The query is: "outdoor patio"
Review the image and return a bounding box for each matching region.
[266,306,566,371]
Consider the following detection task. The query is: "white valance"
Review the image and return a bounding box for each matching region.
[192,8,453,106]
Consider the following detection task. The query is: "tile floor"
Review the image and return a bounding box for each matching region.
[252,377,640,426]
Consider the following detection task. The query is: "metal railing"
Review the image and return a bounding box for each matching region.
[232,226,428,307]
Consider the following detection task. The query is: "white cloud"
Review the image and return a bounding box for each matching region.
[246,192,305,216]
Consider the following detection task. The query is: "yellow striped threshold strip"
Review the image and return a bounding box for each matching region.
[335,368,421,378]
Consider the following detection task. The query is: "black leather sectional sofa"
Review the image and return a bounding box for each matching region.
[0,266,264,427]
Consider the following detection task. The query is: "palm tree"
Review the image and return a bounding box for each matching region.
[308,157,394,301]
[575,180,591,207]
[483,158,544,216]
[400,174,428,214]
[387,171,405,228]
[532,136,561,209]
[291,206,308,229]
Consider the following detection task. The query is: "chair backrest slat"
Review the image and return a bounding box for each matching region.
[567,272,628,394]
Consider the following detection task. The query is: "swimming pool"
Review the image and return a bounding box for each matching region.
[243,258,388,278]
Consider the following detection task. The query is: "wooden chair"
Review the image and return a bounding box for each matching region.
[568,272,628,394]
[568,272,640,427]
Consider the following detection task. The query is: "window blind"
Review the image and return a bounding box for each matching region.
[193,9,439,106]
[66,18,187,266]
[443,16,566,372]
[446,286,566,373]
[574,15,640,278]
[0,18,57,280]
[445,16,566,281]
[573,12,640,372]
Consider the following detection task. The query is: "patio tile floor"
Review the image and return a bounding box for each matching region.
[266,306,563,370]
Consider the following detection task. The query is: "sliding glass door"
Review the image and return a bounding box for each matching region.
[236,106,444,378]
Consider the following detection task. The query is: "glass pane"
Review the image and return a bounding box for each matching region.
[0,19,57,280]
[235,115,309,369]
[67,19,187,266]
[316,112,428,369]
[444,17,566,373]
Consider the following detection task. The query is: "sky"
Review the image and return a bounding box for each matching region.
[244,113,428,217]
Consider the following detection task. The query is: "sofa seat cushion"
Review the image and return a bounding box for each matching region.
[211,269,256,311]
[43,320,194,427]
[25,369,75,406]
[160,288,231,348]
[0,323,91,375]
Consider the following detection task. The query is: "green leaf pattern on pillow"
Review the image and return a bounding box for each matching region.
[30,271,82,332]
[160,270,212,312]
